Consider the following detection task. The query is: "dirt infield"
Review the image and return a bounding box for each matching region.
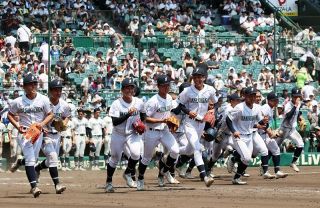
[0,166,320,208]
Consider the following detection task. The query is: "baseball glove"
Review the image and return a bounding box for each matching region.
[203,111,215,124]
[52,119,67,132]
[132,119,146,135]
[89,142,96,152]
[24,123,42,144]
[268,128,284,139]
[166,116,180,133]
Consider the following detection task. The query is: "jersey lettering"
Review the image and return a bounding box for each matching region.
[156,105,172,113]
[17,106,43,113]
[190,98,209,103]
[241,115,258,121]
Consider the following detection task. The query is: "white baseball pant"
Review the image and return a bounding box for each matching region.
[277,127,304,148]
[252,132,269,157]
[62,136,72,157]
[17,133,44,166]
[90,135,103,157]
[109,130,141,168]
[211,137,230,162]
[232,134,253,165]
[141,128,179,165]
[173,132,190,154]
[104,134,111,156]
[10,137,22,158]
[74,134,86,157]
[260,133,280,155]
[182,119,206,166]
[42,134,60,167]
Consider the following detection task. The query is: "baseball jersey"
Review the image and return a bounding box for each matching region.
[9,93,52,127]
[88,117,105,136]
[61,119,74,137]
[109,97,145,134]
[218,103,234,133]
[103,115,113,135]
[258,103,274,134]
[282,101,300,128]
[72,117,88,135]
[49,98,71,133]
[0,122,6,140]
[177,84,218,121]
[144,94,174,130]
[8,122,19,138]
[172,100,186,133]
[228,102,263,134]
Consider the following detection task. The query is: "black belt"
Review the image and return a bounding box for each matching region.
[62,136,71,139]
[240,133,253,136]
[48,132,58,135]
[149,128,161,131]
[76,134,85,136]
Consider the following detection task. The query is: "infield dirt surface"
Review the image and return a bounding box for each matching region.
[0,166,320,208]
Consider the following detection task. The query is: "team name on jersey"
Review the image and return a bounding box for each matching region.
[241,115,258,121]
[17,107,43,113]
[190,98,209,103]
[120,111,138,116]
[54,113,62,119]
[156,105,172,113]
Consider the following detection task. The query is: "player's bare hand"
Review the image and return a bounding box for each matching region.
[189,111,197,119]
[129,108,137,115]
[233,131,240,139]
[256,124,266,130]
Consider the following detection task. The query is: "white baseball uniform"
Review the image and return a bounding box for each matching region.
[0,122,6,158]
[9,93,52,166]
[60,120,74,160]
[141,94,179,166]
[72,117,88,158]
[108,97,145,168]
[42,99,71,167]
[177,84,217,167]
[278,102,304,148]
[88,116,105,162]
[228,102,263,165]
[103,115,112,158]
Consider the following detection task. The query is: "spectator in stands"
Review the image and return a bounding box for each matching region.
[157,15,169,31]
[146,48,160,64]
[17,22,32,52]
[241,16,255,36]
[55,55,67,78]
[295,67,309,88]
[145,23,155,37]
[302,81,316,102]
[128,16,139,36]
[38,67,48,91]
[61,39,75,56]
[39,41,49,67]
[304,56,316,79]
[3,72,14,88]
[207,53,220,70]
[4,32,16,48]
[81,74,94,96]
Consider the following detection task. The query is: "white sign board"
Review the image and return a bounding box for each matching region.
[269,0,298,16]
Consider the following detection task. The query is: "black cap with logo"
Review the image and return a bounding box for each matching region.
[121,78,136,89]
[291,88,302,97]
[267,92,278,100]
[23,73,38,84]
[157,75,171,85]
[49,79,63,89]
[192,67,207,76]
[228,93,242,100]
[244,87,257,95]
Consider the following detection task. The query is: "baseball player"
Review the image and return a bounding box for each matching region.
[278,88,304,172]
[259,92,288,178]
[226,87,266,185]
[103,109,112,168]
[175,67,217,187]
[0,119,6,172]
[209,93,242,176]
[60,119,74,171]
[87,108,106,170]
[34,79,70,194]
[72,109,89,170]
[8,115,22,171]
[136,75,180,191]
[250,91,275,179]
[8,73,54,198]
[105,78,145,193]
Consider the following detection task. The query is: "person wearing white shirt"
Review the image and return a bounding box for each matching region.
[17,24,32,52]
[200,14,212,25]
[214,74,225,91]
[302,82,316,101]
[39,41,49,66]
[4,33,16,48]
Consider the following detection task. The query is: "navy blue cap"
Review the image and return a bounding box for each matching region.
[23,73,38,84]
[157,75,170,85]
[49,79,63,89]
[228,93,242,100]
[291,88,302,97]
[192,67,207,76]
[121,78,136,89]
[244,87,257,95]
[267,92,278,100]
[94,108,101,113]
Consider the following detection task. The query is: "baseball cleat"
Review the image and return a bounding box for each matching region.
[262,171,275,179]
[275,171,288,179]
[172,177,180,184]
[227,156,235,173]
[61,167,66,171]
[74,167,79,171]
[123,173,136,188]
[158,176,165,187]
[91,166,100,171]
[31,187,42,198]
[55,184,66,194]
[9,159,22,173]
[105,182,115,193]
[79,167,86,171]
[163,171,175,184]
[131,180,137,188]
[184,172,195,179]
[136,179,144,191]
[242,172,250,177]
[204,176,214,187]
[232,178,247,185]
[290,163,300,172]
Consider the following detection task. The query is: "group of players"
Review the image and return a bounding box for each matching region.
[5,66,305,197]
